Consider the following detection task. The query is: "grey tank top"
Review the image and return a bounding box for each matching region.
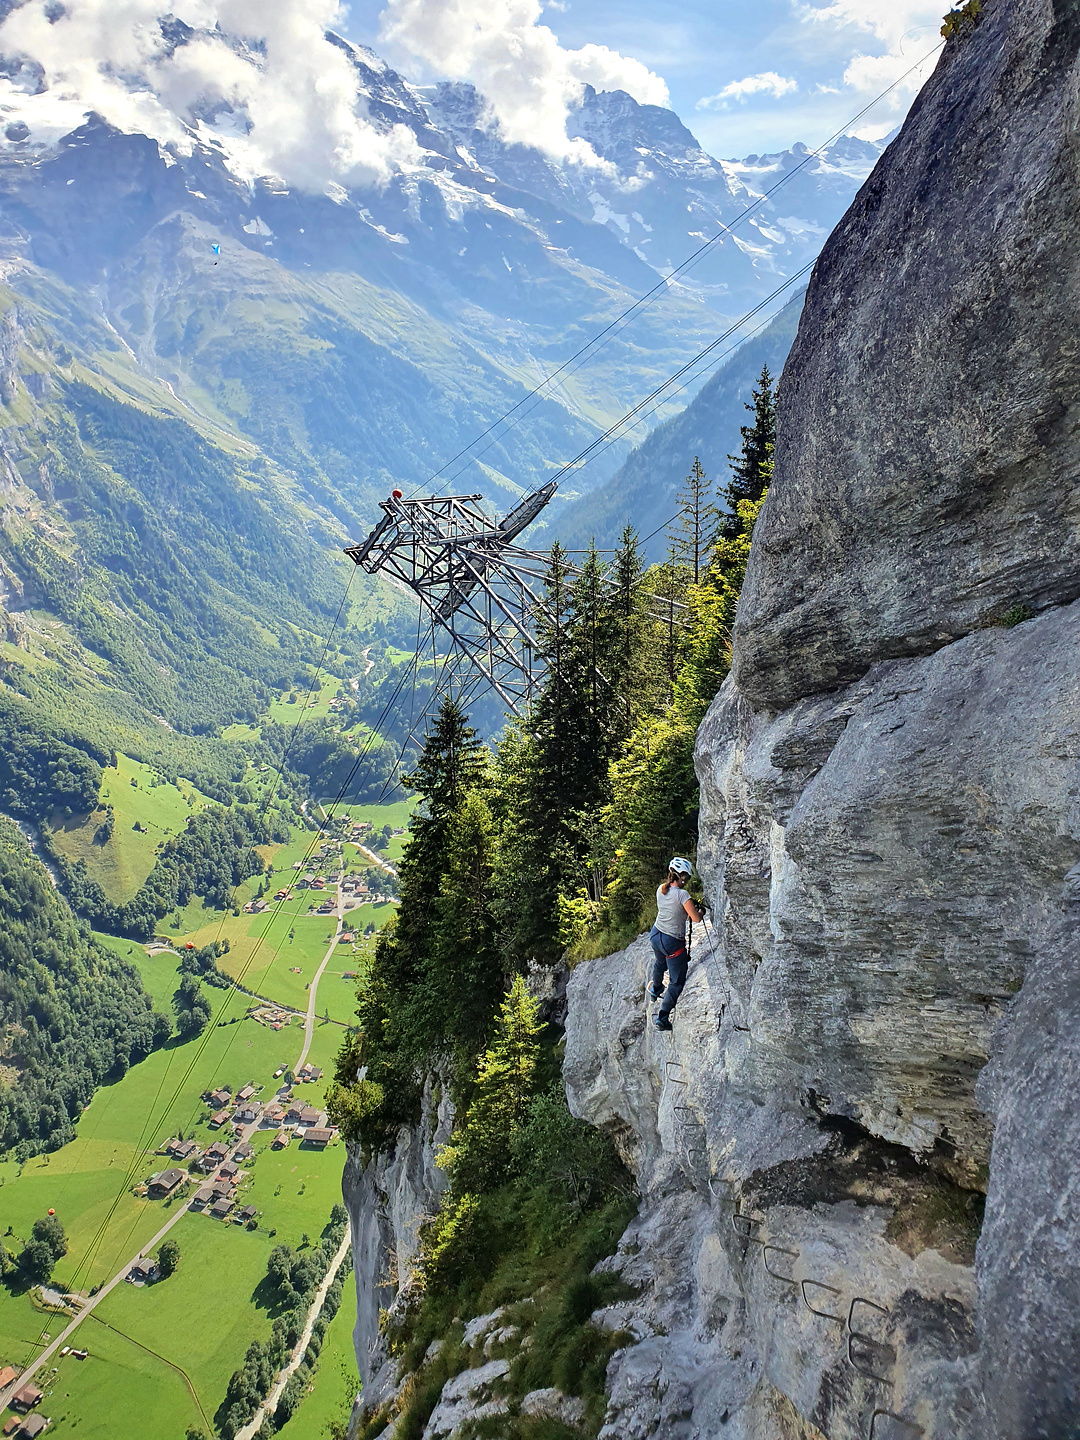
[655,883,688,939]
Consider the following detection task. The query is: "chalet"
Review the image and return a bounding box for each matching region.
[2,1418,20,1437]
[235,1105,260,1124]
[0,1367,18,1389]
[166,1138,199,1162]
[234,1142,254,1161]
[127,1259,158,1283]
[307,1067,324,1082]
[200,1141,230,1167]
[271,1129,291,1149]
[285,1103,304,1123]
[218,1160,239,1180]
[303,1127,334,1148]
[208,1087,231,1108]
[236,1084,257,1102]
[209,1179,235,1201]
[208,1109,230,1129]
[19,1417,49,1439]
[210,1197,234,1219]
[11,1384,42,1412]
[192,1184,215,1206]
[262,1104,285,1125]
[147,1168,185,1198]
[299,1107,321,1127]
[238,1205,257,1222]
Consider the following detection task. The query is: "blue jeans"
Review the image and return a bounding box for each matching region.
[650,926,688,1018]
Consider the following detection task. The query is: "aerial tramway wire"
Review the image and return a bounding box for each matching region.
[415,42,944,502]
[12,571,363,1360]
[74,647,426,1294]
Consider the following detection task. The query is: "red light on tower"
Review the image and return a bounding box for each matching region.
[391,488,403,499]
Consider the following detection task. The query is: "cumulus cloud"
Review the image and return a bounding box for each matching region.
[0,0,420,188]
[697,71,798,110]
[801,0,943,115]
[377,0,669,166]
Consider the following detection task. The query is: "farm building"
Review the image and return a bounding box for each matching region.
[147,1169,185,1198]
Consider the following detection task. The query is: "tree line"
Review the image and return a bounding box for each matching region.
[329,364,776,1150]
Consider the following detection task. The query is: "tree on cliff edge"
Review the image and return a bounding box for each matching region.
[724,364,776,535]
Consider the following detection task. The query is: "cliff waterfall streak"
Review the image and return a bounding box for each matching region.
[344,1079,454,1422]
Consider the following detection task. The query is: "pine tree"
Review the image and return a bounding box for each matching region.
[395,698,488,972]
[436,975,541,1192]
[424,791,500,1058]
[606,524,650,735]
[674,457,720,583]
[724,365,776,535]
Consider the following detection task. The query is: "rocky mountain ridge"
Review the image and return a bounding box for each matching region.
[0,24,884,524]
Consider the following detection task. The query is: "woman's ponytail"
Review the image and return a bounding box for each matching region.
[660,867,682,896]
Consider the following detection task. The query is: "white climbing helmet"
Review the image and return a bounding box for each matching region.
[668,857,694,877]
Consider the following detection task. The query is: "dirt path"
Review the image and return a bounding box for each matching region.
[234,1230,352,1440]
[295,886,343,1073]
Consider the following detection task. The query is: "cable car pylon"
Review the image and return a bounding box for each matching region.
[344,483,560,715]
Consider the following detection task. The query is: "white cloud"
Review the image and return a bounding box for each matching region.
[377,0,669,166]
[697,71,798,110]
[0,0,421,188]
[800,0,943,104]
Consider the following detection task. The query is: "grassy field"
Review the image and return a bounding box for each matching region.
[267,677,340,726]
[45,754,210,902]
[0,801,394,1439]
[275,1270,358,1440]
[0,1003,356,1438]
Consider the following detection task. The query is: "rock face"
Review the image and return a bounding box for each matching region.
[564,3,1080,1436]
[565,935,980,1440]
[343,1078,453,1423]
[732,0,1080,713]
[347,5,1080,1436]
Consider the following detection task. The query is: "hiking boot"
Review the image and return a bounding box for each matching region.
[653,1013,674,1032]
[647,983,665,1001]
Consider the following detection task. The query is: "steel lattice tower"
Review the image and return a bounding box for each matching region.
[344,483,559,715]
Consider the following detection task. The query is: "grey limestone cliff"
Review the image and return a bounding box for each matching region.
[346,3,1080,1435]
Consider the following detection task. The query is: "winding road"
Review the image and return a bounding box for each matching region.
[295,886,344,1073]
[0,845,353,1416]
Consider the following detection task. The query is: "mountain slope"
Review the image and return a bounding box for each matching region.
[554,291,805,556]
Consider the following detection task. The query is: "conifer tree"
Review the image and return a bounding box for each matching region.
[424,791,499,1058]
[436,975,541,1192]
[606,524,650,734]
[674,457,720,582]
[723,364,776,535]
[395,698,488,972]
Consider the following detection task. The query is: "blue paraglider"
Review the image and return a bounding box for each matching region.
[212,243,220,255]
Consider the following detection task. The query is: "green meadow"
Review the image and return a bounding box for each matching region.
[45,754,211,901]
[0,795,396,1438]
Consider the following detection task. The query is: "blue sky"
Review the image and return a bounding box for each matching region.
[341,0,946,158]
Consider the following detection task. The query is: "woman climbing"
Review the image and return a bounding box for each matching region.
[648,857,703,1031]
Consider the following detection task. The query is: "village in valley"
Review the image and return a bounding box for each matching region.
[0,776,412,1440]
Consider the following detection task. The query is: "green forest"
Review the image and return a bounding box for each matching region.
[329,370,776,1439]
[0,818,167,1155]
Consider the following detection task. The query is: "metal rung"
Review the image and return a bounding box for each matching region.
[847,1331,895,1385]
[762,1244,799,1285]
[732,1211,765,1243]
[801,1277,844,1322]
[869,1410,923,1439]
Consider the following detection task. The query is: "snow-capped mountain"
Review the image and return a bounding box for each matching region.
[0,28,888,521]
